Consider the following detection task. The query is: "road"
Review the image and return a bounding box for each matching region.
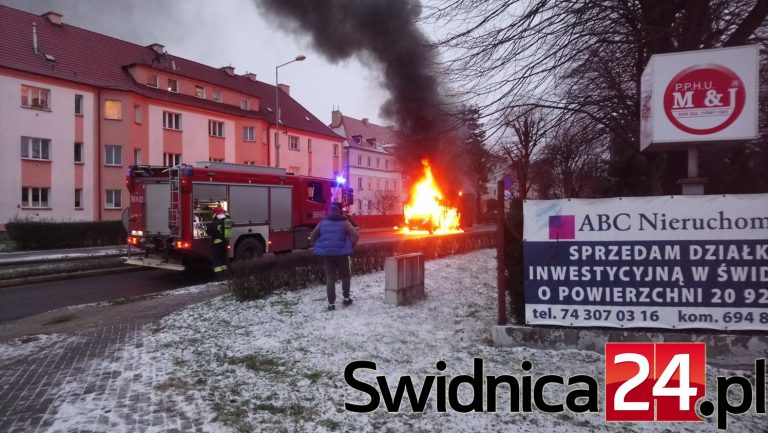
[0,225,494,323]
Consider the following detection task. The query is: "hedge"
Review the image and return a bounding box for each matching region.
[5,220,126,250]
[228,230,496,301]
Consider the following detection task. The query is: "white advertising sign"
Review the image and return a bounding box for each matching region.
[523,194,768,330]
[640,45,759,151]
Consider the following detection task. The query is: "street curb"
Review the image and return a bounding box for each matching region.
[492,324,768,368]
[0,266,140,289]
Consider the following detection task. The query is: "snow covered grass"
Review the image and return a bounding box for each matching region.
[6,249,766,432]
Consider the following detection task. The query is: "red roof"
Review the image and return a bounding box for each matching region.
[335,114,399,151]
[0,5,342,140]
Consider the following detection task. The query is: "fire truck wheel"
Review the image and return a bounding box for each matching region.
[235,238,264,261]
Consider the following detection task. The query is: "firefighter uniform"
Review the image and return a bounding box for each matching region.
[206,207,232,275]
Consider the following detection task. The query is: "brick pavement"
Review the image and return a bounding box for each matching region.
[0,285,227,433]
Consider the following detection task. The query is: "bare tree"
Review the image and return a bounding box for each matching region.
[426,0,768,194]
[498,109,550,199]
[372,190,401,215]
[542,118,606,198]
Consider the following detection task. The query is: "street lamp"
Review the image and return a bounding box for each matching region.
[274,54,306,167]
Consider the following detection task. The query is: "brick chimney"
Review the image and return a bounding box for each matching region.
[42,11,62,25]
[331,109,342,127]
[220,65,235,77]
[362,118,369,126]
[148,43,165,55]
[278,84,290,95]
[245,72,257,82]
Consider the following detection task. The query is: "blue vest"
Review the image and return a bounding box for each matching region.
[313,218,353,256]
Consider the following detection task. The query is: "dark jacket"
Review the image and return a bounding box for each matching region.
[310,214,359,256]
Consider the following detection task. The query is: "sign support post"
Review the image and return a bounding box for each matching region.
[678,146,707,195]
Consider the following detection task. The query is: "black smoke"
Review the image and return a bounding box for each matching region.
[255,0,464,193]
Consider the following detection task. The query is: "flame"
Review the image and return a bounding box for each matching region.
[402,160,462,235]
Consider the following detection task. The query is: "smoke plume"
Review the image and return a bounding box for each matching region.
[255,0,463,193]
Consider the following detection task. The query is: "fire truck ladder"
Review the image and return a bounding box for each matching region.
[167,165,183,238]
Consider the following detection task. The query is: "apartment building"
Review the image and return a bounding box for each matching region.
[0,5,342,226]
[329,110,405,215]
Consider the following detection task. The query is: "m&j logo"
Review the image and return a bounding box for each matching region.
[549,215,575,240]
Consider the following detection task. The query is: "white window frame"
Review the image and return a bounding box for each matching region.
[21,85,50,110]
[134,104,142,124]
[195,85,205,98]
[105,145,122,166]
[163,152,182,167]
[147,74,158,88]
[74,142,84,163]
[209,120,224,137]
[22,187,50,208]
[334,143,339,156]
[243,126,255,142]
[21,137,51,161]
[75,94,84,115]
[241,99,251,110]
[104,100,122,120]
[357,155,362,165]
[288,136,299,151]
[212,90,223,103]
[105,189,122,209]
[134,148,142,165]
[167,78,178,93]
[163,111,181,130]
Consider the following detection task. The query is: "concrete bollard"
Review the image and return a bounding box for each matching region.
[384,253,425,305]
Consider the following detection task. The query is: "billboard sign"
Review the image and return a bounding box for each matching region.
[523,194,768,330]
[640,45,759,151]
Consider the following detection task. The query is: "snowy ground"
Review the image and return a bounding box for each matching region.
[2,249,765,432]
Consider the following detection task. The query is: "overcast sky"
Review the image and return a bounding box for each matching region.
[1,0,401,126]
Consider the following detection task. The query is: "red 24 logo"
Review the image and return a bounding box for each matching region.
[605,343,706,422]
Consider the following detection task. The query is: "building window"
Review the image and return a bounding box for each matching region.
[385,180,389,191]
[212,90,222,103]
[167,79,178,93]
[134,104,142,124]
[334,143,339,156]
[22,187,50,208]
[367,156,371,167]
[75,188,83,209]
[105,145,122,166]
[376,158,380,168]
[241,99,251,110]
[308,139,312,153]
[209,120,224,137]
[393,181,397,192]
[163,111,181,130]
[147,74,158,87]
[104,100,122,120]
[105,189,122,209]
[358,177,363,189]
[195,85,205,98]
[244,161,256,165]
[21,137,51,161]
[21,85,50,109]
[357,200,362,212]
[288,165,300,174]
[376,179,381,190]
[75,94,83,115]
[243,126,255,142]
[74,142,83,163]
[208,157,224,162]
[367,200,373,211]
[357,155,362,166]
[367,178,372,190]
[288,136,299,151]
[163,152,181,167]
[385,159,389,170]
[134,148,142,165]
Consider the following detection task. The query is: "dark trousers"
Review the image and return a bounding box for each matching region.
[324,255,351,304]
[212,241,228,274]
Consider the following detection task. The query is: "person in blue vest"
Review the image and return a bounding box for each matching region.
[206,206,232,277]
[309,203,360,310]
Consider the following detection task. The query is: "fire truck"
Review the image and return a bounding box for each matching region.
[125,162,353,271]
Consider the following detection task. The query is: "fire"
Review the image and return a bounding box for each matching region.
[402,160,462,235]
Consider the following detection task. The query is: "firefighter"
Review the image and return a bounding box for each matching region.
[206,206,232,276]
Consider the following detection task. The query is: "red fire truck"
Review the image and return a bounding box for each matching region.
[125,162,353,270]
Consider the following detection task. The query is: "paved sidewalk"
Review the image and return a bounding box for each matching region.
[0,246,127,265]
[0,283,227,433]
